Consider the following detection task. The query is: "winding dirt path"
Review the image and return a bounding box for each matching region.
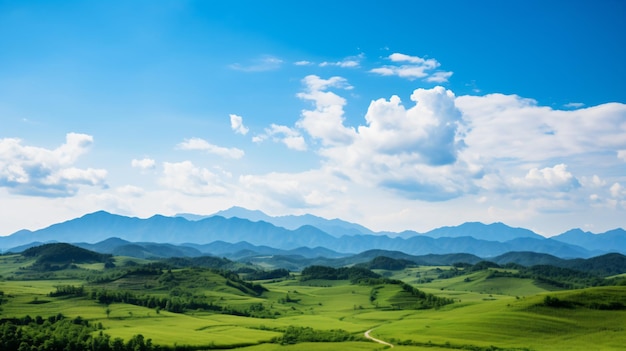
[364,328,394,348]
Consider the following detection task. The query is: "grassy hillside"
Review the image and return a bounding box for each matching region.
[1,248,626,350]
[22,243,112,266]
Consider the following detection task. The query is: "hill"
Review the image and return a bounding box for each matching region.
[22,243,112,267]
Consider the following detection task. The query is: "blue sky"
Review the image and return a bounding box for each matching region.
[1,0,625,236]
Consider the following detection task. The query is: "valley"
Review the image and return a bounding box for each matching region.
[1,242,625,350]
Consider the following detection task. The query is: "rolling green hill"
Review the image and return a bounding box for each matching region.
[21,243,112,270]
[2,244,626,350]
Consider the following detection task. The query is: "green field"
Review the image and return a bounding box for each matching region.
[1,249,625,350]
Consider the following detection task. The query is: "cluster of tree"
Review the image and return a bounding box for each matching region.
[486,264,612,289]
[0,313,228,351]
[300,265,380,283]
[543,292,626,311]
[394,338,532,351]
[244,268,290,281]
[439,260,626,289]
[156,268,267,296]
[49,284,85,297]
[397,281,455,309]
[273,326,358,345]
[163,256,233,270]
[85,264,163,285]
[356,256,415,270]
[0,314,129,351]
[543,295,575,308]
[89,287,274,318]
[301,265,453,309]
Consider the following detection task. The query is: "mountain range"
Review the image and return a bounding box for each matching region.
[1,208,625,259]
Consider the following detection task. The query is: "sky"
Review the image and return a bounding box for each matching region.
[1,0,626,237]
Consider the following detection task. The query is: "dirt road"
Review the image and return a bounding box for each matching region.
[364,328,393,348]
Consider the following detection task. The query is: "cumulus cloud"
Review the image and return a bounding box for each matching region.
[281,76,626,206]
[131,158,156,170]
[359,86,463,164]
[610,182,626,198]
[294,80,471,201]
[295,75,357,146]
[229,114,249,135]
[159,161,227,196]
[512,164,580,192]
[456,95,626,163]
[177,138,244,159]
[0,133,107,197]
[253,124,307,151]
[371,53,453,82]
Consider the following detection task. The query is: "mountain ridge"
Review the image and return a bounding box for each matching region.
[1,209,625,258]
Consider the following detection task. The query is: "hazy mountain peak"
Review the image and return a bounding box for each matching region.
[424,221,543,242]
[2,210,625,258]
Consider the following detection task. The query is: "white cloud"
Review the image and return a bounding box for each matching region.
[177,138,244,159]
[160,161,227,196]
[511,164,580,192]
[610,182,626,198]
[131,157,156,170]
[426,71,454,83]
[255,124,307,151]
[295,75,356,146]
[294,60,313,66]
[582,175,606,188]
[229,114,249,135]
[116,185,145,197]
[0,133,107,197]
[229,55,283,72]
[239,170,340,209]
[371,53,453,82]
[319,54,363,68]
[389,53,436,65]
[618,150,626,162]
[295,82,471,201]
[456,95,626,163]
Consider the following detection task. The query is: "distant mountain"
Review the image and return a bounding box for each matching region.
[178,206,376,237]
[551,228,626,253]
[423,222,544,242]
[0,211,339,251]
[1,210,624,259]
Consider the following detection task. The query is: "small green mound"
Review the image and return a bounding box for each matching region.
[22,243,112,269]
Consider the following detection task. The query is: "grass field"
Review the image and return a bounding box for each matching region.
[1,259,625,350]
